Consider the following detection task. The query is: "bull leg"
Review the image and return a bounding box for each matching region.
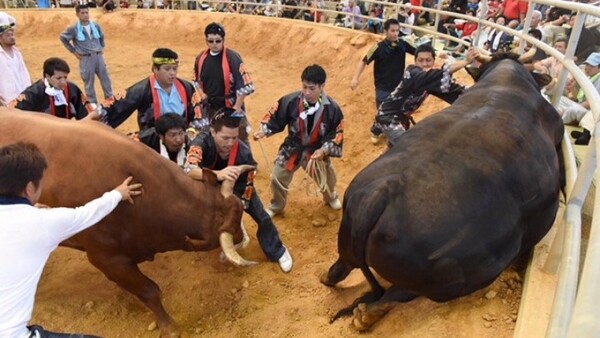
[320,258,354,287]
[330,265,386,323]
[351,285,418,332]
[86,252,179,338]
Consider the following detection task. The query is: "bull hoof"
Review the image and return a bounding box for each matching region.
[351,303,377,332]
[158,323,183,338]
[319,271,335,287]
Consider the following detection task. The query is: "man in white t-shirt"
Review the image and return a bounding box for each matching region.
[0,142,142,338]
[0,12,31,106]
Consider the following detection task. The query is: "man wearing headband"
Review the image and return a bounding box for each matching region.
[194,22,255,142]
[60,4,114,104]
[0,12,30,106]
[186,108,293,272]
[254,64,344,217]
[10,57,98,120]
[100,48,201,132]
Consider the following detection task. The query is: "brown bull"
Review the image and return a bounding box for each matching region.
[0,110,254,337]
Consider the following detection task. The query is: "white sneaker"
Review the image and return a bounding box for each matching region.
[266,208,276,218]
[328,197,342,210]
[278,247,293,273]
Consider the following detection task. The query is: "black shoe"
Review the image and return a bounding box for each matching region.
[574,129,591,145]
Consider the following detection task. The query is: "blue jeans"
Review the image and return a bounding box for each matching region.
[372,88,391,136]
[242,190,286,262]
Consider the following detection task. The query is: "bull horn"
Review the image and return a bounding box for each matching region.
[236,164,256,173]
[219,232,258,266]
[219,165,257,198]
[220,180,235,198]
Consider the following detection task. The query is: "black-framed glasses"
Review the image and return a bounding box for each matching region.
[207,39,223,44]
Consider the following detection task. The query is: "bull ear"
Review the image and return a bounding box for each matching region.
[465,65,481,82]
[531,72,552,89]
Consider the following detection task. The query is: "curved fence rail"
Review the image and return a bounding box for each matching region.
[1,0,599,337]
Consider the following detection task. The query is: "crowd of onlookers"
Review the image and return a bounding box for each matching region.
[9,0,600,63]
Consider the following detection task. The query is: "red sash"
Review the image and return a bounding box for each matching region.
[286,98,325,171]
[210,141,240,169]
[196,48,233,108]
[149,75,188,122]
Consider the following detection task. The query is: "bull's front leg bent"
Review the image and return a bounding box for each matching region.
[86,251,180,338]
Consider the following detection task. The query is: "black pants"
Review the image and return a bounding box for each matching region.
[28,325,101,338]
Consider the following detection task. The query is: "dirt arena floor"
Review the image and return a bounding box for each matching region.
[7,9,525,337]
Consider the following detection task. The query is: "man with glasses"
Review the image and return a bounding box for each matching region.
[100,48,201,133]
[194,22,255,142]
[0,12,30,106]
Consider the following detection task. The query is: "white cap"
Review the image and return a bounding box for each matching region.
[0,12,16,35]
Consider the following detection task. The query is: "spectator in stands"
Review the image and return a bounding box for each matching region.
[466,0,478,13]
[101,0,115,12]
[262,0,282,17]
[409,0,421,26]
[497,0,527,23]
[421,0,435,24]
[448,0,468,14]
[533,37,567,100]
[486,16,516,53]
[529,9,543,30]
[566,13,600,65]
[444,9,478,52]
[516,28,547,64]
[343,0,363,29]
[476,17,496,49]
[540,7,569,46]
[301,0,326,22]
[281,0,299,18]
[397,6,415,36]
[484,0,501,19]
[363,8,382,33]
[558,53,600,145]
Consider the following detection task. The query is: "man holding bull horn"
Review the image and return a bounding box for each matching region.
[186,108,293,273]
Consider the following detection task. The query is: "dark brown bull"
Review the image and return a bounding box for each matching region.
[0,110,255,337]
[321,54,563,331]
